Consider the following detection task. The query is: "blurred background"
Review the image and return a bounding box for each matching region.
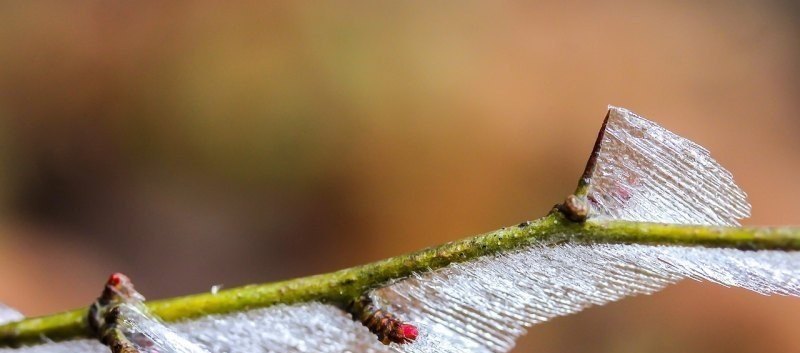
[0,1,799,352]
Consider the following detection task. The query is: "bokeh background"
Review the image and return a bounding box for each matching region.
[1,1,799,352]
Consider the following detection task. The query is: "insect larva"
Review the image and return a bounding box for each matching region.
[88,273,150,353]
[88,273,143,336]
[347,295,418,345]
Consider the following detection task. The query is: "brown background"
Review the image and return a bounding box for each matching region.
[0,1,799,352]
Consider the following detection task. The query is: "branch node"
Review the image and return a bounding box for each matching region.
[558,195,589,222]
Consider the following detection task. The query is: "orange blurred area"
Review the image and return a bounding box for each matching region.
[0,1,799,352]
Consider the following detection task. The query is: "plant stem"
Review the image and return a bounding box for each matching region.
[2,212,800,347]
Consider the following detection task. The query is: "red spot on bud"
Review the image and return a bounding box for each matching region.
[400,324,418,341]
[108,273,127,287]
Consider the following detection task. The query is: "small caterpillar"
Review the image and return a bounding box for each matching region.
[347,295,418,345]
[88,273,148,353]
[88,273,143,334]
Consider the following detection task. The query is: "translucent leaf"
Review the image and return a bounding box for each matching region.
[372,242,800,353]
[585,106,751,225]
[176,303,391,353]
[0,303,392,353]
[113,303,209,353]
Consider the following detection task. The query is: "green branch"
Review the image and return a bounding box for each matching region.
[2,212,799,347]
